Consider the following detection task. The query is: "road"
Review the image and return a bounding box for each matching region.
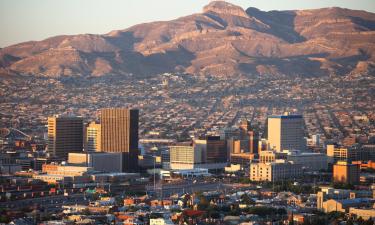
[0,193,88,211]
[146,181,249,197]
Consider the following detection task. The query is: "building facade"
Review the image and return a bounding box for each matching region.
[100,108,139,172]
[170,145,202,170]
[86,122,101,152]
[68,152,123,172]
[250,160,303,182]
[267,114,305,152]
[286,150,328,171]
[206,136,227,163]
[48,115,83,159]
[333,161,360,184]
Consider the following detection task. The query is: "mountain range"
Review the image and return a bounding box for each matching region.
[1,1,375,77]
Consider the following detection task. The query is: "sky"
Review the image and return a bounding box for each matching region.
[1,0,375,48]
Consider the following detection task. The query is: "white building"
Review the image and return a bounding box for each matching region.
[170,145,202,170]
[169,144,227,170]
[150,218,174,225]
[267,113,306,152]
[250,160,303,182]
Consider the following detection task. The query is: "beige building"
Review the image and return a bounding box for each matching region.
[86,122,101,152]
[333,161,360,184]
[170,145,202,170]
[349,207,375,220]
[68,152,123,172]
[250,160,302,182]
[321,199,373,213]
[34,164,93,184]
[48,115,83,159]
[259,151,277,163]
[317,187,374,211]
[327,145,357,162]
[327,145,375,162]
[267,114,305,152]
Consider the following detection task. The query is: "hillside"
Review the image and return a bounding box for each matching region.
[1,1,375,77]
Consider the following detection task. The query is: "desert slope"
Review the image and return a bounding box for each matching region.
[1,1,375,77]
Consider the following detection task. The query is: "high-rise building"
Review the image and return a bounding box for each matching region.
[206,136,227,163]
[312,134,321,146]
[267,113,305,152]
[100,108,139,172]
[248,130,259,154]
[333,161,360,185]
[48,115,83,160]
[86,122,101,152]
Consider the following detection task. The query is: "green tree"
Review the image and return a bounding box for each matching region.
[363,218,374,225]
[0,215,10,223]
[240,194,255,205]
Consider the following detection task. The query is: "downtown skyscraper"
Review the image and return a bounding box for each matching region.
[48,115,84,160]
[100,108,139,172]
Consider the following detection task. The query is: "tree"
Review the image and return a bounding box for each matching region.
[302,219,312,225]
[0,215,10,223]
[346,218,354,225]
[363,218,374,225]
[240,194,255,205]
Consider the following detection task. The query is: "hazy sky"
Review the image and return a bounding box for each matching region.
[1,0,375,47]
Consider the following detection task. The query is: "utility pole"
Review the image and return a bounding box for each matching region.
[153,156,156,198]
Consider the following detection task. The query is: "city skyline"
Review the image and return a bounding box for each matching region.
[0,1,374,224]
[1,0,375,47]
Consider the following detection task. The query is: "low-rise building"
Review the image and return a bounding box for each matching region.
[317,187,374,211]
[349,207,375,220]
[286,150,328,171]
[322,198,373,213]
[68,152,123,172]
[250,160,302,182]
[333,161,360,184]
[34,164,93,184]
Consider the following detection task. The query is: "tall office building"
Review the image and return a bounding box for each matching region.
[206,136,227,163]
[248,130,259,154]
[86,122,101,152]
[267,113,305,152]
[100,108,139,172]
[48,115,83,160]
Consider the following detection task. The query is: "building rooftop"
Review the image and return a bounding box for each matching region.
[268,115,303,119]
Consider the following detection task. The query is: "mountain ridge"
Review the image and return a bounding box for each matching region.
[1,1,375,77]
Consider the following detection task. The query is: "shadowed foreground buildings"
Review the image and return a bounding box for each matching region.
[47,115,83,160]
[100,108,139,172]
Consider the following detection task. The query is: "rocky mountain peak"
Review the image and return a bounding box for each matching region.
[1,2,375,77]
[203,1,249,17]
